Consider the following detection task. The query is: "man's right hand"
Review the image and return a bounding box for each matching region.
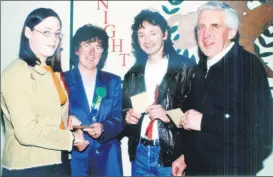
[172,154,187,176]
[125,109,141,124]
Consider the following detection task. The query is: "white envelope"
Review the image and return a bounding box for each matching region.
[130,92,150,114]
[166,108,184,128]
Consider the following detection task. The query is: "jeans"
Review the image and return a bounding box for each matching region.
[132,142,171,176]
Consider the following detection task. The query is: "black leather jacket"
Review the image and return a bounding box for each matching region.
[120,52,197,167]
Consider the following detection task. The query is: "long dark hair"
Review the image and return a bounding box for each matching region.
[19,8,63,72]
[131,9,176,65]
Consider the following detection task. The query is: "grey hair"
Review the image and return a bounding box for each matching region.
[197,1,239,30]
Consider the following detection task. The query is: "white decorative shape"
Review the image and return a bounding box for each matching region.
[225,114,230,119]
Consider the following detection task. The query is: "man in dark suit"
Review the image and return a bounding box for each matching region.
[172,1,273,175]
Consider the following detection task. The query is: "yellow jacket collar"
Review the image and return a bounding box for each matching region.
[30,63,48,75]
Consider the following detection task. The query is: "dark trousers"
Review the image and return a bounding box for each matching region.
[2,163,70,177]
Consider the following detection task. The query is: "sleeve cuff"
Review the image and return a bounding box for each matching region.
[97,122,107,143]
[201,113,210,132]
[68,131,74,151]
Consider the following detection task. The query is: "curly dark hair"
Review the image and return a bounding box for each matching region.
[131,9,176,64]
[71,24,109,70]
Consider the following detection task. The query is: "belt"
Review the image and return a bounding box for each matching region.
[140,137,160,146]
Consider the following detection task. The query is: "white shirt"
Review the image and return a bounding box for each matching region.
[207,42,234,71]
[81,71,97,111]
[140,56,168,140]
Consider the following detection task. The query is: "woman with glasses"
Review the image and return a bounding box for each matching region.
[63,24,123,176]
[1,8,85,176]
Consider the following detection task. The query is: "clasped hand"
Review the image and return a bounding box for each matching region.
[180,109,202,131]
[68,115,89,151]
[83,122,103,139]
[125,104,169,124]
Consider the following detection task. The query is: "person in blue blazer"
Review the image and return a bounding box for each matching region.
[63,24,123,176]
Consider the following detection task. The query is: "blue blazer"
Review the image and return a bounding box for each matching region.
[63,67,123,176]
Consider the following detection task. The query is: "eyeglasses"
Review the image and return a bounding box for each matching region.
[33,29,63,39]
[80,43,103,54]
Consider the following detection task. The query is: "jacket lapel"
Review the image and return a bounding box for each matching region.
[92,70,107,122]
[133,63,147,94]
[133,57,174,104]
[131,56,179,105]
[71,67,91,116]
[94,70,104,97]
[157,54,181,104]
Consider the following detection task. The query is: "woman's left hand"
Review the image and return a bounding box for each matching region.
[83,122,103,139]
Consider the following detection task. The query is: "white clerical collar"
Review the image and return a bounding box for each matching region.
[207,42,234,70]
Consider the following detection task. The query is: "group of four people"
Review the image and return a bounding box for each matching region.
[1,1,272,176]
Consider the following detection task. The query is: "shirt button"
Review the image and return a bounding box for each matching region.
[96,149,100,154]
[158,164,161,167]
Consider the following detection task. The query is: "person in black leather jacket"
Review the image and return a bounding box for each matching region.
[119,9,196,176]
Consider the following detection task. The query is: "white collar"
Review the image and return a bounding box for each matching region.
[81,69,97,85]
[146,55,168,66]
[207,42,234,70]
